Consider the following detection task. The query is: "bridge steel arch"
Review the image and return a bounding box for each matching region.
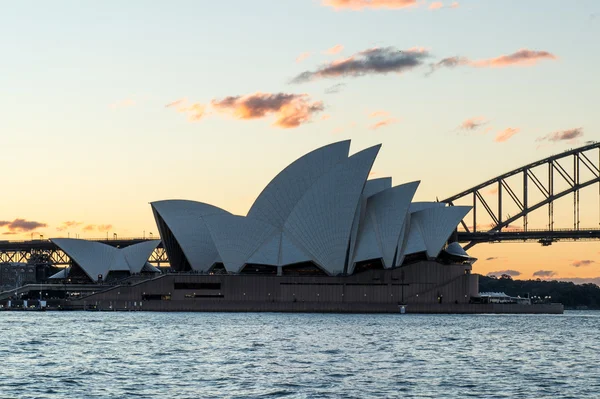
[442,142,600,249]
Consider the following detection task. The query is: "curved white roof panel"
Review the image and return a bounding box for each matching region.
[51,239,159,281]
[410,206,471,258]
[122,240,161,273]
[363,177,392,199]
[398,214,427,257]
[51,238,116,282]
[347,177,393,270]
[366,181,420,268]
[247,140,350,228]
[203,214,278,273]
[284,145,381,275]
[351,216,382,270]
[151,200,230,272]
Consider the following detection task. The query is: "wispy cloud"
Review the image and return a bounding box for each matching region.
[211,92,324,128]
[291,47,430,83]
[83,224,113,233]
[296,52,311,63]
[459,116,488,131]
[321,0,418,10]
[370,118,398,130]
[428,2,443,10]
[495,127,520,143]
[0,219,47,232]
[537,127,584,143]
[533,270,556,278]
[572,259,595,267]
[429,49,557,74]
[56,221,83,232]
[369,110,390,118]
[165,98,206,121]
[324,44,344,55]
[485,256,499,261]
[321,114,331,120]
[324,83,346,94]
[488,269,521,277]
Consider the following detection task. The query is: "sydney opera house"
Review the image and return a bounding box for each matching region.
[58,141,484,312]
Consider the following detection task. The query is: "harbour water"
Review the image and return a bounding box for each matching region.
[1,311,598,398]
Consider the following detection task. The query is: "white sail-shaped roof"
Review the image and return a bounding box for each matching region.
[347,177,393,271]
[51,239,160,282]
[151,200,230,272]
[410,206,471,258]
[280,232,313,266]
[351,216,382,270]
[203,214,278,273]
[51,238,116,281]
[363,178,392,198]
[246,231,281,266]
[283,145,380,275]
[247,140,350,228]
[366,181,420,268]
[122,240,161,273]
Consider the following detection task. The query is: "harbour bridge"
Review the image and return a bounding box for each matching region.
[1,142,599,266]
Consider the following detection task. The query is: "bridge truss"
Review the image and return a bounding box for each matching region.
[443,142,600,249]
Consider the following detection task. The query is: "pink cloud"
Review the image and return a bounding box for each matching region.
[296,52,311,63]
[322,0,418,10]
[459,116,488,131]
[211,92,324,129]
[429,49,557,74]
[495,127,520,142]
[369,110,390,118]
[165,99,206,121]
[429,2,443,10]
[370,118,398,130]
[324,44,344,55]
[473,49,557,68]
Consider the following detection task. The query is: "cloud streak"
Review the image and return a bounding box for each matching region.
[0,219,47,232]
[533,270,556,278]
[459,117,488,131]
[211,92,324,128]
[165,98,206,121]
[370,118,398,130]
[321,0,418,10]
[495,127,520,143]
[488,269,522,277]
[572,259,595,267]
[296,52,311,63]
[167,93,324,129]
[56,221,83,232]
[324,83,346,94]
[291,47,429,83]
[429,49,557,74]
[324,44,344,55]
[537,127,584,143]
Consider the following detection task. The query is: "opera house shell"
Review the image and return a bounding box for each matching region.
[151,141,473,276]
[49,239,161,282]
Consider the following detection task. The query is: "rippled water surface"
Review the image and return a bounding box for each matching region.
[1,311,599,398]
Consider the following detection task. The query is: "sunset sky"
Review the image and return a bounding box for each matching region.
[1,0,599,283]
